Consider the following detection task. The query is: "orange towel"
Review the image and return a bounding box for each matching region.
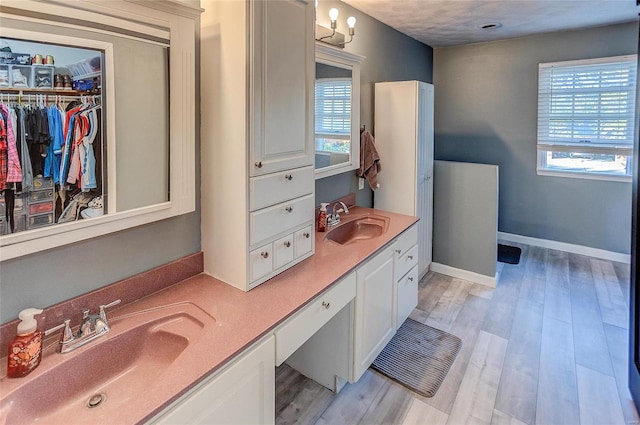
[357,130,381,190]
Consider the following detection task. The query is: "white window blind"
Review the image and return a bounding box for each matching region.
[315,78,351,136]
[537,55,637,156]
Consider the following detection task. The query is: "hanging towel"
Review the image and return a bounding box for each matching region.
[357,130,381,190]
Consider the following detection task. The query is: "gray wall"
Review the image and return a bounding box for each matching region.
[434,22,637,254]
[314,0,433,208]
[433,161,498,278]
[0,22,202,324]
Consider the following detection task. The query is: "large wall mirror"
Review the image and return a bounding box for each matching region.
[0,0,199,260]
[315,42,364,180]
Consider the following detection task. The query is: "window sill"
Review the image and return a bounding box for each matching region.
[537,169,632,183]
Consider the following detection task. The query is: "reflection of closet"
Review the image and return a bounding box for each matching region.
[0,93,103,235]
[201,0,315,291]
[0,37,104,236]
[374,81,434,278]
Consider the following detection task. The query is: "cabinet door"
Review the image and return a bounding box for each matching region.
[274,234,294,269]
[250,243,274,282]
[353,244,396,382]
[294,225,313,258]
[396,265,419,327]
[250,0,314,176]
[149,336,275,425]
[417,82,434,277]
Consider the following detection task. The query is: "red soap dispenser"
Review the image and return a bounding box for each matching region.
[317,203,329,232]
[7,308,44,378]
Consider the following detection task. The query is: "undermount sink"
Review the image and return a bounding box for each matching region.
[0,302,215,424]
[324,214,390,245]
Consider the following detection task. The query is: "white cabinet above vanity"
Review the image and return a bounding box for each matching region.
[201,0,315,291]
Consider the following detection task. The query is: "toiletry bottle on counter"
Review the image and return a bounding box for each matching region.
[7,308,44,378]
[317,202,329,232]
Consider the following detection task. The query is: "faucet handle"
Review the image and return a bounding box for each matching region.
[45,319,73,344]
[98,299,121,321]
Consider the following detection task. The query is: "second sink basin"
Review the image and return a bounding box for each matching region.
[324,214,390,245]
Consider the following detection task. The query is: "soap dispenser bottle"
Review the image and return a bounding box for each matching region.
[7,308,44,378]
[317,203,329,232]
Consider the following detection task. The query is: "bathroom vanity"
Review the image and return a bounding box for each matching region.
[148,207,418,424]
[0,207,417,424]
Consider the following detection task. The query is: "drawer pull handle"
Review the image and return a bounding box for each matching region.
[285,206,293,213]
[408,255,414,260]
[322,301,330,310]
[261,252,269,259]
[255,161,263,168]
[408,277,414,282]
[284,241,291,248]
[285,174,293,181]
[395,249,402,254]
[303,232,310,238]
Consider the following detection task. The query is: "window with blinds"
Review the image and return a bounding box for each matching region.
[537,55,637,180]
[315,78,351,137]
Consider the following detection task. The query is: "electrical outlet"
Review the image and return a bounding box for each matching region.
[358,178,365,190]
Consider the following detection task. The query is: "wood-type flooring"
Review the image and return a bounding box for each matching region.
[275,243,639,425]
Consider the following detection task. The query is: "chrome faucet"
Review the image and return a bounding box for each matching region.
[327,201,350,227]
[45,299,121,354]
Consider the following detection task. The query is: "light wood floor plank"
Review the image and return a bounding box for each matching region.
[424,293,492,414]
[358,379,414,425]
[491,409,529,425]
[569,253,614,376]
[447,331,508,425]
[482,246,528,339]
[402,398,449,425]
[418,272,452,314]
[576,364,625,425]
[613,261,631,307]
[275,364,335,425]
[535,316,580,425]
[543,249,572,324]
[425,278,473,332]
[494,298,543,425]
[603,323,640,425]
[591,258,628,329]
[519,245,546,305]
[469,283,494,300]
[408,307,429,324]
[315,369,386,425]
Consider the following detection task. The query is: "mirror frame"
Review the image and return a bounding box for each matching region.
[314,42,365,180]
[0,0,199,261]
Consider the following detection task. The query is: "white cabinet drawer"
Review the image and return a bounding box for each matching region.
[396,265,418,328]
[294,225,313,258]
[395,244,418,281]
[394,224,418,260]
[274,234,294,269]
[250,243,273,282]
[250,166,314,211]
[275,272,356,366]
[250,194,314,246]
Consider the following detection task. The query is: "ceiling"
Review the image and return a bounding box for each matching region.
[341,0,639,47]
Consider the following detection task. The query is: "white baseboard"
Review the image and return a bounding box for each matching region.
[498,232,631,264]
[430,262,497,288]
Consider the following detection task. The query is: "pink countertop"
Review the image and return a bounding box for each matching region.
[0,206,418,425]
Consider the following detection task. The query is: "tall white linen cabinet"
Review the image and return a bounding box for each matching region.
[373,81,434,279]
